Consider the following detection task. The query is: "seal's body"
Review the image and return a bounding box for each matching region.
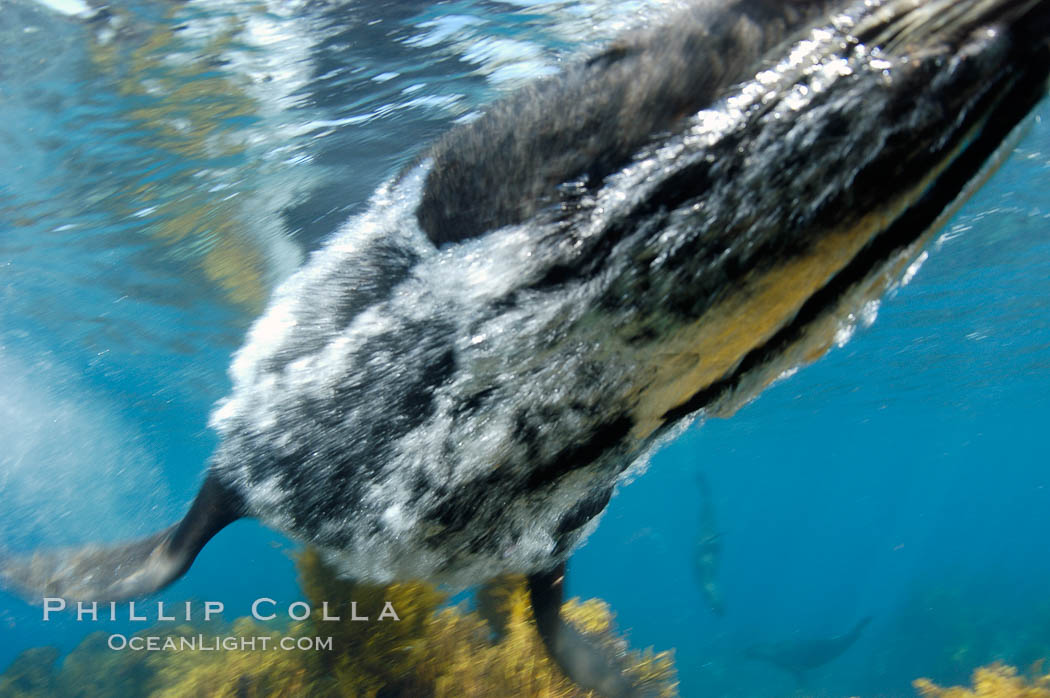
[745,616,873,685]
[211,0,1050,589]
[5,0,1050,695]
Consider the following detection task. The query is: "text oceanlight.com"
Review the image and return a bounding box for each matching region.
[107,634,334,652]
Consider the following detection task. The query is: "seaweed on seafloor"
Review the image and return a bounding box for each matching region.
[145,618,315,698]
[417,573,677,698]
[915,662,1050,697]
[0,548,678,697]
[884,582,1050,683]
[0,646,60,697]
[296,547,447,697]
[295,550,678,697]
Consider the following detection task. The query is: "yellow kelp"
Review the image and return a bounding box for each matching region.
[0,548,677,697]
[85,5,305,313]
[915,662,1050,698]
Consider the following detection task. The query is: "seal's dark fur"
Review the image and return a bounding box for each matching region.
[418,1,826,245]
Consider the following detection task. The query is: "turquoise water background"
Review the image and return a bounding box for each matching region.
[2,1,1050,696]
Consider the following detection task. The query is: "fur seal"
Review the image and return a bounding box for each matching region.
[694,473,725,616]
[745,616,873,686]
[4,0,1049,695]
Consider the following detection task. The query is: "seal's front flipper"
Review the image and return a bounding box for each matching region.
[528,563,640,698]
[1,472,242,602]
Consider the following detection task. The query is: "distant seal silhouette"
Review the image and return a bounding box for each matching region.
[693,473,725,616]
[4,0,1050,695]
[745,616,873,686]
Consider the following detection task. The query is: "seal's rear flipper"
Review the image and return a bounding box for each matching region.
[528,563,642,698]
[0,472,242,602]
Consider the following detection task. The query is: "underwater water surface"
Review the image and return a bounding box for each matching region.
[1,1,1050,696]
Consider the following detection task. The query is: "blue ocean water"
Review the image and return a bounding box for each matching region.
[1,1,1049,696]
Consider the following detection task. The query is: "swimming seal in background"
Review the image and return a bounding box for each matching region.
[4,0,1050,695]
[744,616,873,686]
[694,473,725,616]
